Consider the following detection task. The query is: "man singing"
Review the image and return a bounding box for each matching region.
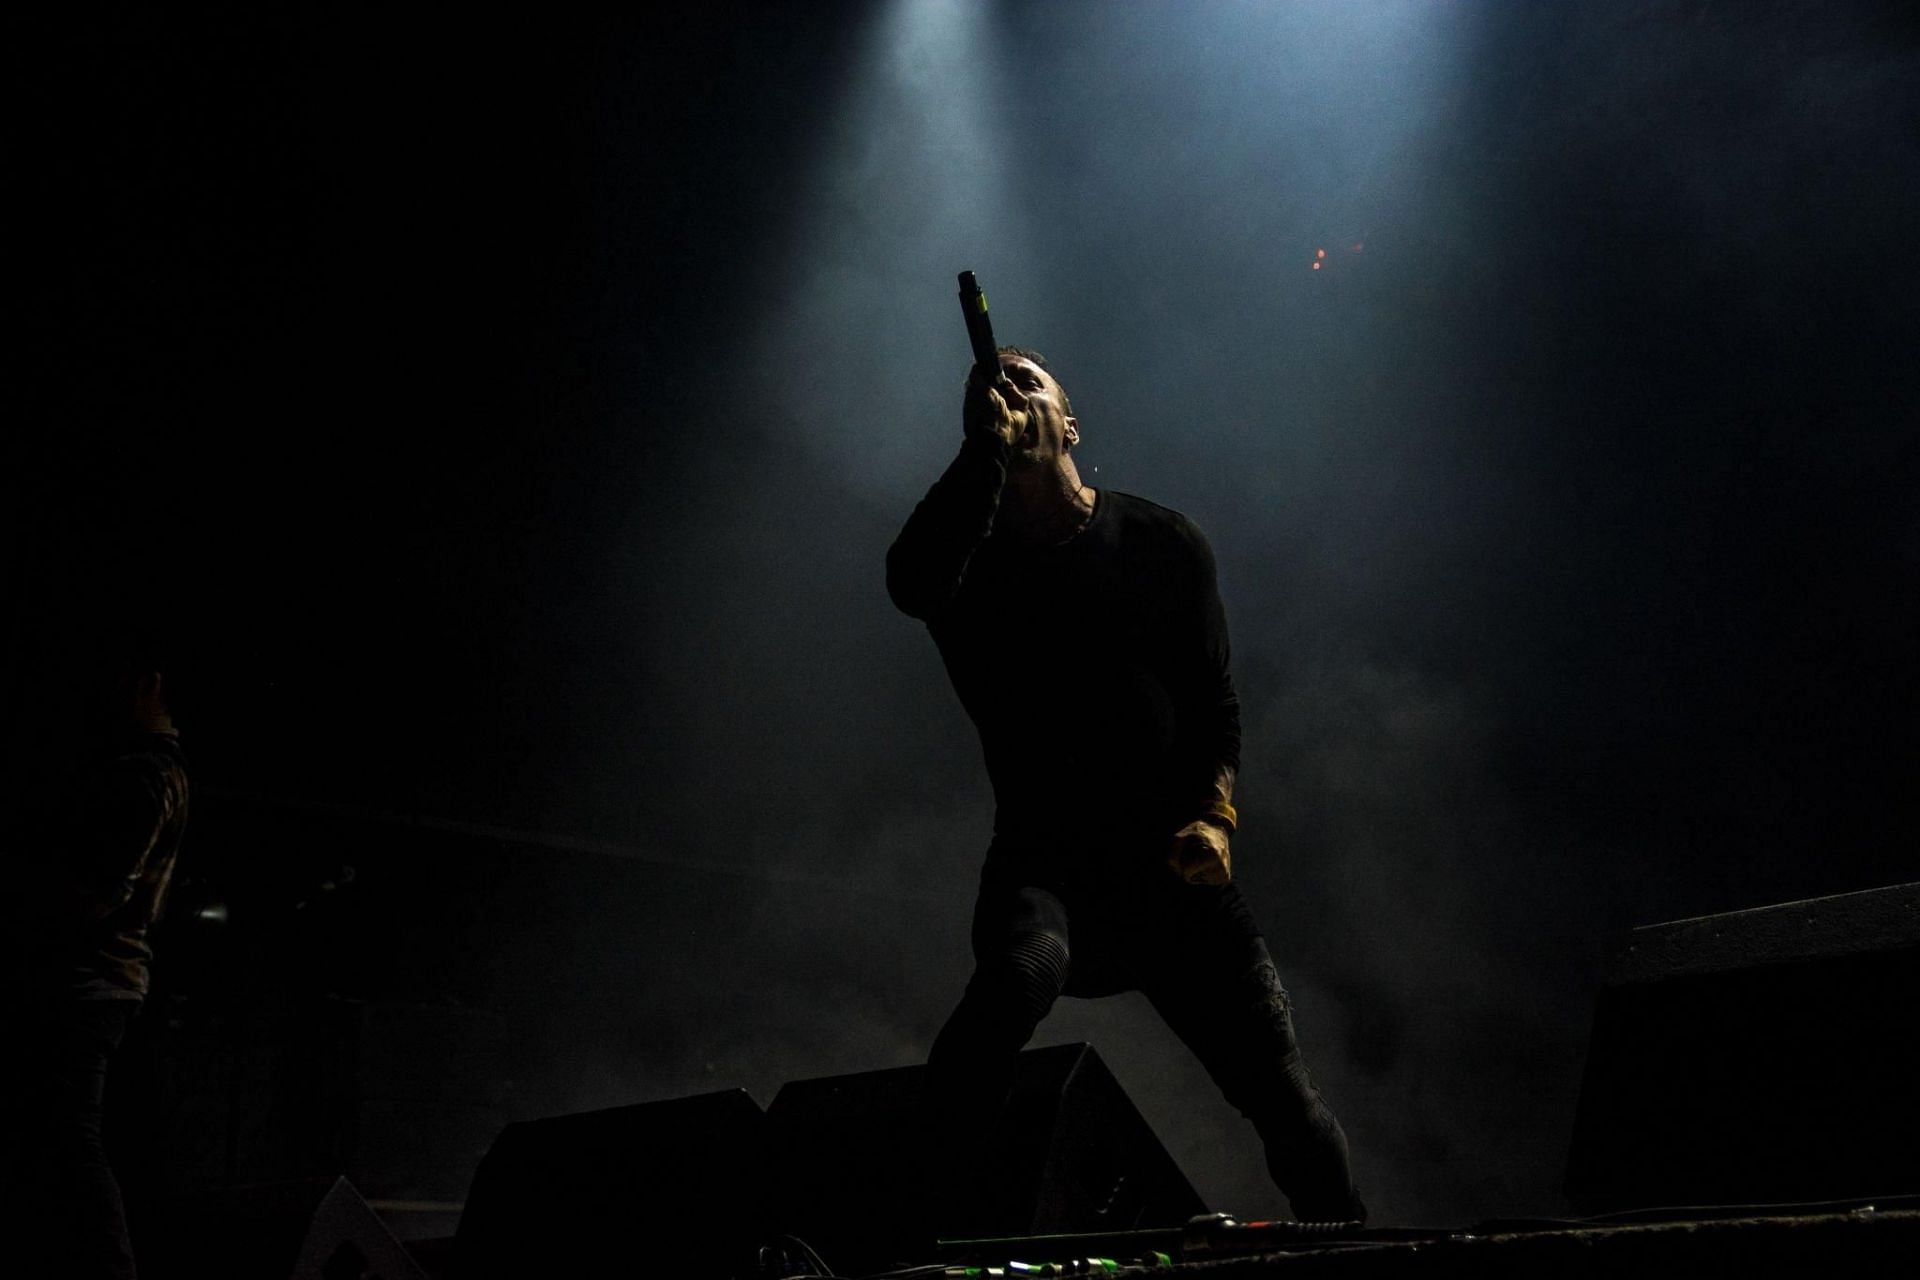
[887,348,1363,1225]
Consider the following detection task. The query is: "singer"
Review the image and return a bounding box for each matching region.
[887,348,1364,1226]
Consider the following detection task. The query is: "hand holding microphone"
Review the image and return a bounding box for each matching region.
[962,365,1024,448]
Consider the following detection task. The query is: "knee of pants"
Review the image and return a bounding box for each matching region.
[969,928,1071,1027]
[1205,956,1313,1115]
[1240,956,1301,1056]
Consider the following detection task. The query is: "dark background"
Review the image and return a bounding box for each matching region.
[11,1,1917,1226]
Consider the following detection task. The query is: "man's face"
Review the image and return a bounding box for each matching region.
[997,354,1079,467]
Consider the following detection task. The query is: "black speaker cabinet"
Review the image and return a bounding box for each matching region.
[1566,881,1920,1214]
[456,1088,767,1279]
[767,1042,1204,1273]
[138,1176,425,1280]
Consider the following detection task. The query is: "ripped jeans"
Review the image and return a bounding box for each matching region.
[926,835,1361,1223]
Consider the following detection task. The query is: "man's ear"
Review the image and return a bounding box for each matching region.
[1064,416,1080,449]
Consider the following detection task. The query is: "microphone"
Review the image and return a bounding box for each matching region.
[956,270,1001,380]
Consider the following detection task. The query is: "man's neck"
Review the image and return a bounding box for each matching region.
[998,458,1097,544]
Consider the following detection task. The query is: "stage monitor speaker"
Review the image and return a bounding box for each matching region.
[137,1175,425,1280]
[1566,881,1920,1215]
[456,1087,767,1280]
[766,1042,1204,1273]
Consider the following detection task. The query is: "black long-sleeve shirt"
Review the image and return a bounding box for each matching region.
[888,436,1240,846]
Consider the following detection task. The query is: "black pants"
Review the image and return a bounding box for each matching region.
[4,999,140,1279]
[926,836,1361,1223]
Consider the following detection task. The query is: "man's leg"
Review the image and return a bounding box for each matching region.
[923,879,1073,1232]
[1139,884,1364,1223]
[7,999,141,1279]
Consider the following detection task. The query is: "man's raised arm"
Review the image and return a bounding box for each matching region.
[885,369,1017,620]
